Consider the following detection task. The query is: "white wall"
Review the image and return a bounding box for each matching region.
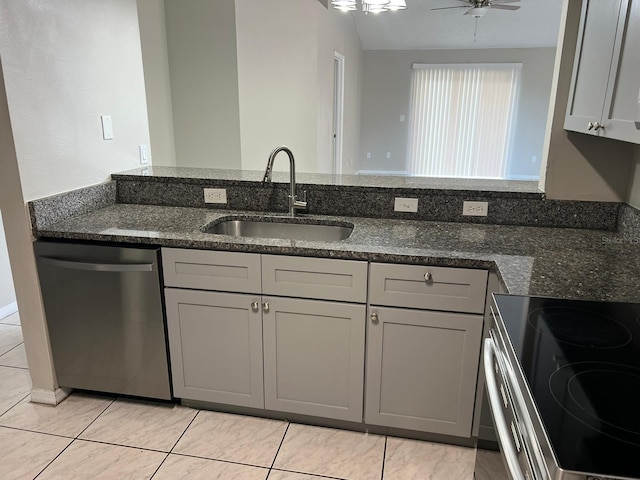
[0,0,152,399]
[0,0,151,201]
[0,211,16,314]
[235,0,362,174]
[359,48,556,179]
[137,0,176,167]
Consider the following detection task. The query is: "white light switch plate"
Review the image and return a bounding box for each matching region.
[463,201,489,217]
[101,115,113,140]
[204,188,227,204]
[394,197,419,213]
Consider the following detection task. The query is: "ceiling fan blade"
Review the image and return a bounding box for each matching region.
[431,5,471,10]
[491,4,521,10]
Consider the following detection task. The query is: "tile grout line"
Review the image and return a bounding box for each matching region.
[0,364,29,371]
[74,395,118,439]
[0,341,24,357]
[0,424,77,440]
[269,467,350,480]
[168,408,201,454]
[0,392,30,418]
[267,421,291,476]
[380,436,388,480]
[32,436,75,479]
[146,407,204,478]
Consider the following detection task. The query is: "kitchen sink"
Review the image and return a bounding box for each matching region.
[202,216,354,242]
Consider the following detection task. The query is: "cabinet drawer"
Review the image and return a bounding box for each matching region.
[369,263,488,314]
[262,255,367,303]
[162,248,261,293]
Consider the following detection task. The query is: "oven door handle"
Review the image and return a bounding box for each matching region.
[484,338,526,480]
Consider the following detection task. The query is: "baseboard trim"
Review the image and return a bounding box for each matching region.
[0,302,18,320]
[30,387,72,405]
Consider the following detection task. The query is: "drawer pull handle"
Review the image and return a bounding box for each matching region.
[424,272,432,282]
[251,302,259,312]
[262,302,270,313]
[370,312,379,324]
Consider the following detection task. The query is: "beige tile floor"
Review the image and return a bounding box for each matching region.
[0,311,476,479]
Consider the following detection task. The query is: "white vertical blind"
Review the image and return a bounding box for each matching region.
[407,63,521,178]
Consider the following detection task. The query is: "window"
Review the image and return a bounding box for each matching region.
[407,63,521,179]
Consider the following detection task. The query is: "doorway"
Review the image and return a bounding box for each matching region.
[333,51,345,175]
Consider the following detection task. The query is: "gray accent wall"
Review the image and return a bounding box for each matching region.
[359,48,557,179]
[163,0,242,169]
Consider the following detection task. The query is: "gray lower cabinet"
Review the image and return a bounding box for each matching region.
[365,306,483,437]
[164,288,264,409]
[262,297,366,422]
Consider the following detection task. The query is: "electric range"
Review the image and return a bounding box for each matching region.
[485,294,640,480]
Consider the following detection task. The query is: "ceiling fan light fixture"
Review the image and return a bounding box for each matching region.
[465,6,489,17]
[332,0,405,13]
[386,0,407,11]
[331,0,356,6]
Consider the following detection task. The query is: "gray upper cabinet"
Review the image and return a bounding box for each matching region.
[165,288,264,408]
[262,297,365,422]
[365,307,483,437]
[565,0,640,143]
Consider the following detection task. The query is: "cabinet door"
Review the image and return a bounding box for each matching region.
[263,297,366,422]
[165,288,264,408]
[565,0,625,134]
[365,307,483,437]
[602,0,640,143]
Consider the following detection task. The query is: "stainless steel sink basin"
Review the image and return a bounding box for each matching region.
[203,217,353,242]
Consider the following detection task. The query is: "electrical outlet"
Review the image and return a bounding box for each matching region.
[204,188,227,204]
[463,201,489,217]
[394,197,419,213]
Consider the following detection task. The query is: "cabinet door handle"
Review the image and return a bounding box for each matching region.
[370,311,379,324]
[595,122,605,131]
[262,302,270,313]
[424,272,432,282]
[251,302,259,312]
[588,121,595,131]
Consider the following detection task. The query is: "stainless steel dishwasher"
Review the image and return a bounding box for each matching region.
[34,241,172,400]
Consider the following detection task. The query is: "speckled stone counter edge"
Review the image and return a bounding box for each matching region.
[115,178,621,231]
[28,174,622,232]
[29,182,116,230]
[618,204,640,237]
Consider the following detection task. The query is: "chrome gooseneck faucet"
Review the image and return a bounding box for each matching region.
[262,146,307,216]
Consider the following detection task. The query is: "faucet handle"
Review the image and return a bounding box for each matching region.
[293,190,307,211]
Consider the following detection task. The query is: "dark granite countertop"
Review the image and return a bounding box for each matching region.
[33,203,640,303]
[114,167,542,197]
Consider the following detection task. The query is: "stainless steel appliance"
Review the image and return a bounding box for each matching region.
[475,294,640,480]
[35,241,171,400]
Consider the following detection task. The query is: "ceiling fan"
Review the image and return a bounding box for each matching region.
[432,0,521,17]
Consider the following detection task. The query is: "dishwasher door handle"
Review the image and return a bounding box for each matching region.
[484,338,526,480]
[38,256,155,273]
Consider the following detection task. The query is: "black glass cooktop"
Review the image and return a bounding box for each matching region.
[494,294,640,479]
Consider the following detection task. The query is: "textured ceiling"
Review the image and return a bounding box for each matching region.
[350,0,564,50]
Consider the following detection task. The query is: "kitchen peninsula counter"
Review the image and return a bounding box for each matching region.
[32,202,640,303]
